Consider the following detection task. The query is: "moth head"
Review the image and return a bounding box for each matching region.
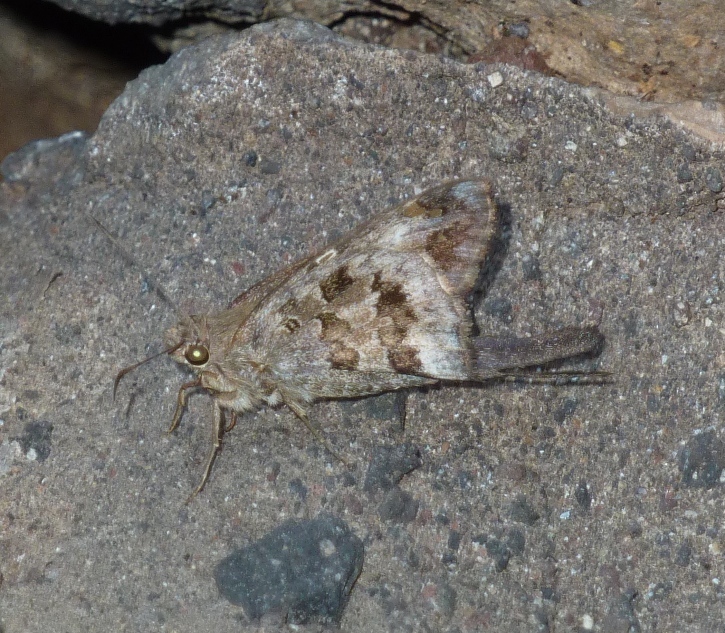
[113,315,215,399]
[164,315,213,372]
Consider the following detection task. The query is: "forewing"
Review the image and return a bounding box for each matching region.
[231,180,499,393]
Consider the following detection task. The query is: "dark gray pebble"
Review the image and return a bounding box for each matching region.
[214,514,364,624]
[678,430,725,488]
[705,166,723,193]
[507,22,530,38]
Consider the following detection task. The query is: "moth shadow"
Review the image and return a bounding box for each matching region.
[469,199,512,337]
[336,391,408,432]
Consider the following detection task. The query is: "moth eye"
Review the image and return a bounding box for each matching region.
[185,344,209,366]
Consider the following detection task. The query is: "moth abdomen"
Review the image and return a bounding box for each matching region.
[472,326,604,379]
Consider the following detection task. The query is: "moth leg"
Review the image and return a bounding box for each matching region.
[168,378,202,434]
[186,401,225,503]
[224,411,238,433]
[287,401,349,466]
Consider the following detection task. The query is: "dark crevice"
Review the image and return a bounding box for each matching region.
[1,0,168,69]
[326,1,465,59]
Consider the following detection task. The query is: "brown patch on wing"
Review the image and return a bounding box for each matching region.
[320,265,355,302]
[316,311,352,339]
[283,317,300,333]
[371,272,423,373]
[402,199,445,218]
[329,345,360,370]
[392,181,500,302]
[371,272,417,347]
[425,220,467,271]
[316,312,360,370]
[402,181,480,219]
[388,346,422,373]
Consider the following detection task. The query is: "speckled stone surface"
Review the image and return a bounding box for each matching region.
[1,19,725,632]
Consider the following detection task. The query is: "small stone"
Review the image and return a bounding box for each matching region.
[705,167,723,193]
[553,398,578,423]
[242,150,258,166]
[676,162,693,183]
[265,461,281,483]
[258,157,282,174]
[287,477,308,500]
[521,253,542,281]
[675,541,692,567]
[627,521,643,538]
[600,592,639,633]
[506,528,526,556]
[13,421,54,462]
[447,530,462,551]
[200,190,216,211]
[679,431,725,489]
[575,480,592,511]
[507,22,530,38]
[485,537,511,572]
[673,300,692,327]
[581,613,594,630]
[521,101,539,120]
[487,71,504,88]
[214,514,363,624]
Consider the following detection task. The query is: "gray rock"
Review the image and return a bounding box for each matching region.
[679,431,725,488]
[12,420,54,462]
[46,0,269,26]
[508,495,540,525]
[0,130,88,189]
[3,17,725,633]
[214,514,363,623]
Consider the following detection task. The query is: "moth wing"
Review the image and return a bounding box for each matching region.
[229,180,498,395]
[361,179,499,300]
[226,257,311,318]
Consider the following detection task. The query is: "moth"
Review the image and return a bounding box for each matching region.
[115,179,603,499]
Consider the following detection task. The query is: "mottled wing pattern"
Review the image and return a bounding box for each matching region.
[164,257,313,363]
[230,180,498,398]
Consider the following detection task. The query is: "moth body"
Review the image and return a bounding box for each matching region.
[120,179,603,498]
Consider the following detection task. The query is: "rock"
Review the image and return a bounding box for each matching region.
[214,514,363,624]
[2,17,725,633]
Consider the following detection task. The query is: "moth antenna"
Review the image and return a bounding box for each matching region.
[113,342,184,400]
[87,213,180,315]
